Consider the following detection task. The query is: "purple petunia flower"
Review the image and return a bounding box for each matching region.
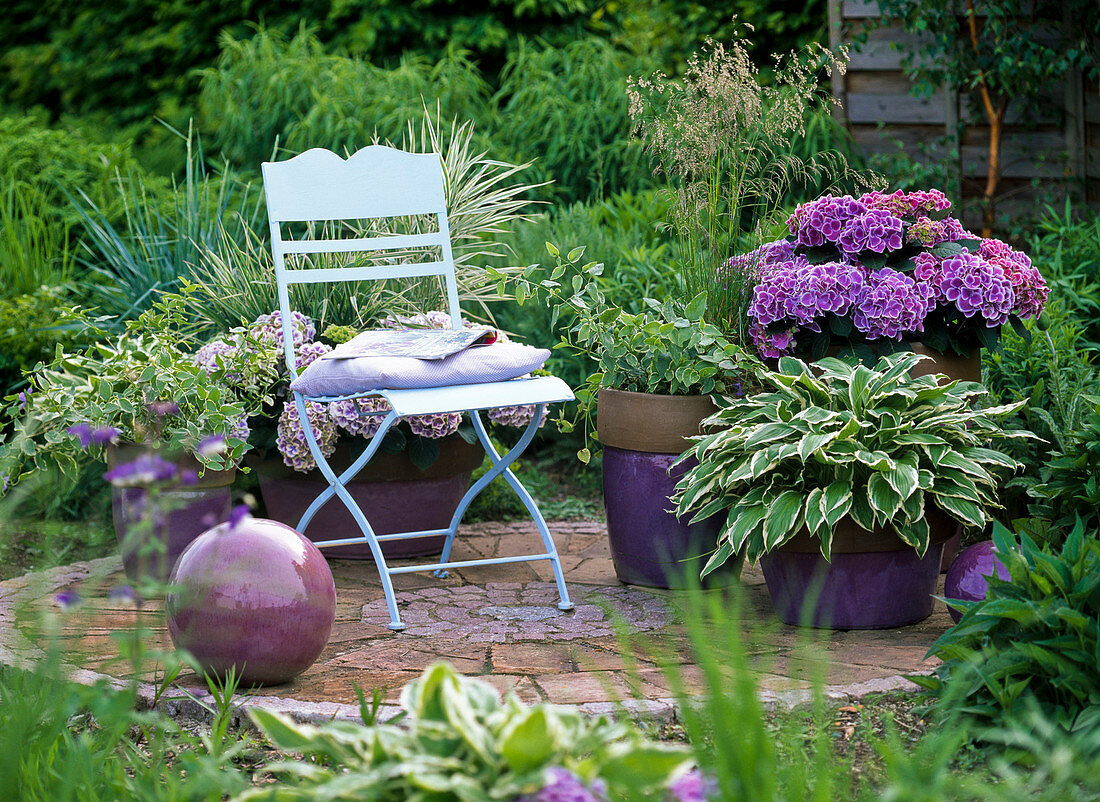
[109,585,139,604]
[195,435,227,459]
[518,768,607,802]
[54,590,81,609]
[103,453,179,486]
[227,504,251,530]
[667,769,717,802]
[90,426,121,446]
[68,423,94,448]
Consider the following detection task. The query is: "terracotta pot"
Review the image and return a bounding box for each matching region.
[759,510,957,629]
[596,388,732,589]
[250,434,484,560]
[107,445,236,582]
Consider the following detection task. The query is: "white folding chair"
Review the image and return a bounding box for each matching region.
[260,146,575,631]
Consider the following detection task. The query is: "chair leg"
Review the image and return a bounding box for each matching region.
[293,395,407,631]
[438,407,573,611]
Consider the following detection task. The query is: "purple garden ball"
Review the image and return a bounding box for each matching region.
[166,517,336,685]
[943,540,1010,624]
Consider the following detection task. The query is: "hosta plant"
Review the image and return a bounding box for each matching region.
[913,519,1100,735]
[674,351,1028,575]
[237,662,692,801]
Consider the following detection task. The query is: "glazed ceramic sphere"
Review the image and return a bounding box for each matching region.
[166,517,336,685]
[943,540,1010,624]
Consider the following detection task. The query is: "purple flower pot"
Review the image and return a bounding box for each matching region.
[252,436,483,560]
[944,539,1010,623]
[166,517,336,685]
[760,543,946,629]
[602,446,729,589]
[107,447,235,582]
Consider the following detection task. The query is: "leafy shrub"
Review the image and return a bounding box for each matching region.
[1023,395,1100,538]
[915,520,1100,735]
[495,37,653,203]
[198,27,495,170]
[0,113,162,231]
[0,288,86,397]
[241,661,691,800]
[983,299,1100,526]
[1027,202,1100,348]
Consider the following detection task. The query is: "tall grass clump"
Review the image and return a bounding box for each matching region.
[628,30,878,343]
[0,179,73,298]
[69,126,265,325]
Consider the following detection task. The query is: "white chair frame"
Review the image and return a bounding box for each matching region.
[261,146,575,631]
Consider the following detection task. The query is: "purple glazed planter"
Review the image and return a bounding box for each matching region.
[166,517,336,685]
[113,484,233,582]
[760,543,946,629]
[602,446,729,588]
[944,540,1010,623]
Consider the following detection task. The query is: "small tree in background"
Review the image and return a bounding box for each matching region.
[876,0,1099,236]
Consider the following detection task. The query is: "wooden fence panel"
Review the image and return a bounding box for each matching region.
[829,0,1099,227]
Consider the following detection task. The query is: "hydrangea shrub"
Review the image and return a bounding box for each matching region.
[739,189,1049,358]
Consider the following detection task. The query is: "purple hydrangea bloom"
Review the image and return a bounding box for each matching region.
[406,411,462,439]
[667,769,718,802]
[329,396,392,438]
[749,258,865,330]
[103,453,179,486]
[722,239,796,279]
[749,323,797,359]
[249,310,316,350]
[837,208,904,255]
[295,340,332,370]
[787,194,866,249]
[487,404,547,429]
[276,400,337,472]
[980,238,1048,319]
[860,189,951,217]
[194,339,240,378]
[229,413,251,443]
[518,768,607,802]
[933,252,1015,326]
[851,268,934,340]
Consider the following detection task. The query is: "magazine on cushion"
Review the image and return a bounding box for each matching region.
[321,327,499,361]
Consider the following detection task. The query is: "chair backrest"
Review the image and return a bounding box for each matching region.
[261,146,462,378]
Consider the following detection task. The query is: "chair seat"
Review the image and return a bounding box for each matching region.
[301,375,574,417]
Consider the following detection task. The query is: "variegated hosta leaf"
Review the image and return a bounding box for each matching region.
[849,489,876,531]
[884,461,920,501]
[701,539,735,578]
[804,487,826,536]
[821,480,853,527]
[744,421,797,449]
[893,515,930,556]
[763,489,805,550]
[867,472,903,519]
[935,494,985,527]
[726,504,769,552]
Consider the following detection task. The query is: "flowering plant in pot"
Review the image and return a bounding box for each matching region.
[741,189,1049,363]
[194,306,547,557]
[0,295,254,579]
[673,351,1030,628]
[492,245,762,587]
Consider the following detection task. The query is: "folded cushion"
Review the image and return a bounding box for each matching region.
[289,341,551,397]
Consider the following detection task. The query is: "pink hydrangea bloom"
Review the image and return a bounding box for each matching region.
[487,404,547,429]
[276,400,337,472]
[328,396,391,438]
[406,411,462,439]
[980,238,1048,319]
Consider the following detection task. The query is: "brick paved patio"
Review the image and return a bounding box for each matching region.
[0,520,950,722]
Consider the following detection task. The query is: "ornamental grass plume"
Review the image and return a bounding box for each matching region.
[628,28,875,344]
